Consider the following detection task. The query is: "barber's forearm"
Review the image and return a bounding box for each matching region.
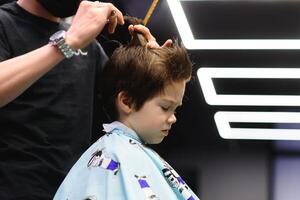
[0,44,64,107]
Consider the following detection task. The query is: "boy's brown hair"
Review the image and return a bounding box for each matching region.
[99,35,193,121]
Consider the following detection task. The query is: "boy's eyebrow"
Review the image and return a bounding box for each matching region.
[161,98,182,106]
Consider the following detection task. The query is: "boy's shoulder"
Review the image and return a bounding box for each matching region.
[83,130,151,173]
[89,130,145,159]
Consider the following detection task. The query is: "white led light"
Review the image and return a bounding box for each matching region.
[166,0,300,49]
[215,112,300,140]
[198,67,300,106]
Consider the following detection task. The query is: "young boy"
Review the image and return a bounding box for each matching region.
[54,31,199,200]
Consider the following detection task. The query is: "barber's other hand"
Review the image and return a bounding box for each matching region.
[128,24,173,48]
[66,0,124,50]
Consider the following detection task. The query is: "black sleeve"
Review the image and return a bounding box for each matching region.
[94,40,109,97]
[92,41,109,142]
[0,22,11,61]
[95,41,109,74]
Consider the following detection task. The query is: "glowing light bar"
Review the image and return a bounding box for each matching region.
[166,0,300,49]
[198,67,300,106]
[215,112,300,140]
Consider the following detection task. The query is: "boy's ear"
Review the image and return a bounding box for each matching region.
[116,91,133,114]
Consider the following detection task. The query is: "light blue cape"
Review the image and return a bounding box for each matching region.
[54,121,200,200]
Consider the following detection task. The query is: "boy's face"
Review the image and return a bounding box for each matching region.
[125,80,186,144]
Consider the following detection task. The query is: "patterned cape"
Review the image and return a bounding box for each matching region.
[54,121,200,200]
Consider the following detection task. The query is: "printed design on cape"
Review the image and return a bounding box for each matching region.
[83,195,97,200]
[104,131,113,137]
[135,175,160,200]
[129,139,137,145]
[161,160,195,200]
[129,139,148,153]
[87,149,120,175]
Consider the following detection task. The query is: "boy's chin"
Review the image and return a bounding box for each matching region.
[146,137,165,145]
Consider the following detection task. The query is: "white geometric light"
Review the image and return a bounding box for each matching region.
[198,67,300,106]
[215,112,300,140]
[166,0,300,49]
[198,67,300,140]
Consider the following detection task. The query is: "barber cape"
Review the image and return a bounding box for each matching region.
[54,121,200,200]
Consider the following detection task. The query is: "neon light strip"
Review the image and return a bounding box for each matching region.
[166,0,300,49]
[215,112,300,140]
[198,67,300,106]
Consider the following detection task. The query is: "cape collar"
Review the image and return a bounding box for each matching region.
[103,121,143,144]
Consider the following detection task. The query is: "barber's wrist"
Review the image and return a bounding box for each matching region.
[64,32,80,50]
[49,30,77,59]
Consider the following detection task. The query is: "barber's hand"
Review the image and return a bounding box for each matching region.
[66,0,124,50]
[128,24,173,48]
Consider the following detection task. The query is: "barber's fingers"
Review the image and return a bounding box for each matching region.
[162,39,173,48]
[147,41,160,48]
[101,2,124,33]
[128,25,173,48]
[128,24,135,35]
[131,24,156,43]
[107,10,118,33]
[68,1,124,49]
[92,0,102,7]
[128,25,158,48]
[112,7,124,25]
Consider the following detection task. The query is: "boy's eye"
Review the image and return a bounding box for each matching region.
[160,106,169,111]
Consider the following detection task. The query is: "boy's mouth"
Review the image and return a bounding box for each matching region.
[162,130,169,136]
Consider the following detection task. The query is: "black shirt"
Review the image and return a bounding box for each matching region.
[0,2,108,199]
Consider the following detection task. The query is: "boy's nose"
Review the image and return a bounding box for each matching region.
[168,114,177,124]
